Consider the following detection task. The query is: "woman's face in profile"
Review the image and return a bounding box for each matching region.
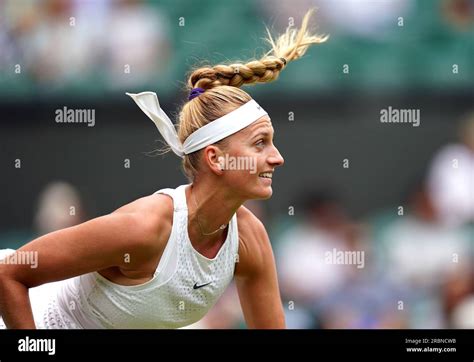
[217,115,285,200]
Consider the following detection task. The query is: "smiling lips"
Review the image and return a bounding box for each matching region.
[259,172,273,179]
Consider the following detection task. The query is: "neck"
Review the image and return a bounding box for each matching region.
[185,179,243,246]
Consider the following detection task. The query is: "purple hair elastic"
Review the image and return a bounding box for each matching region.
[188,87,205,100]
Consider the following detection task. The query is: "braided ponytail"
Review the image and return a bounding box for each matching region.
[187,8,328,90]
[177,9,327,181]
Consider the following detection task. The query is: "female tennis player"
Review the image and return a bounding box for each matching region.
[0,10,327,329]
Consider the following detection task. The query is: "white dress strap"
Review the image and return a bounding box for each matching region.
[154,184,189,212]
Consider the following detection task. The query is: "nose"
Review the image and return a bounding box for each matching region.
[268,145,285,167]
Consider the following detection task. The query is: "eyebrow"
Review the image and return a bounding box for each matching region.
[251,130,274,139]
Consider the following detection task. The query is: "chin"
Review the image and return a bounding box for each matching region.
[253,186,273,200]
[254,177,275,199]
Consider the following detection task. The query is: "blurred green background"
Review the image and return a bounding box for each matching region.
[0,0,472,99]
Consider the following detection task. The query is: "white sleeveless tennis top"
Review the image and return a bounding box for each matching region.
[0,184,240,329]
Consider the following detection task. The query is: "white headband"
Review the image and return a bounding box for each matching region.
[126,91,268,158]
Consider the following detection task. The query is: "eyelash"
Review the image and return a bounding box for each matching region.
[256,139,265,147]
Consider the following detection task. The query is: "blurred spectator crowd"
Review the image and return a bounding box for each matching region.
[0,0,171,94]
[0,0,472,98]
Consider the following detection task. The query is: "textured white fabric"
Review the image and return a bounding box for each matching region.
[1,184,239,329]
[126,91,267,157]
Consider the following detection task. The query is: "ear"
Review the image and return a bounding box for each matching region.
[203,145,225,175]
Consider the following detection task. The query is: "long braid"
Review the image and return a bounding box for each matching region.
[187,9,328,90]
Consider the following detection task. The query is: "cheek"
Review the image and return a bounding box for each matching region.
[230,144,253,156]
[225,146,261,173]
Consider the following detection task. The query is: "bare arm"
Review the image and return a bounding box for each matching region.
[0,196,168,329]
[234,209,285,329]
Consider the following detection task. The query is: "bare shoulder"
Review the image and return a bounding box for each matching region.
[113,192,173,218]
[0,192,177,287]
[112,192,174,251]
[236,206,266,241]
[235,205,272,278]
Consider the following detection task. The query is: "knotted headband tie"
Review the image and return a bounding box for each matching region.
[126,91,268,158]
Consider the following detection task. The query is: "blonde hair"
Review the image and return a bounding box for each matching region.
[177,9,328,181]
